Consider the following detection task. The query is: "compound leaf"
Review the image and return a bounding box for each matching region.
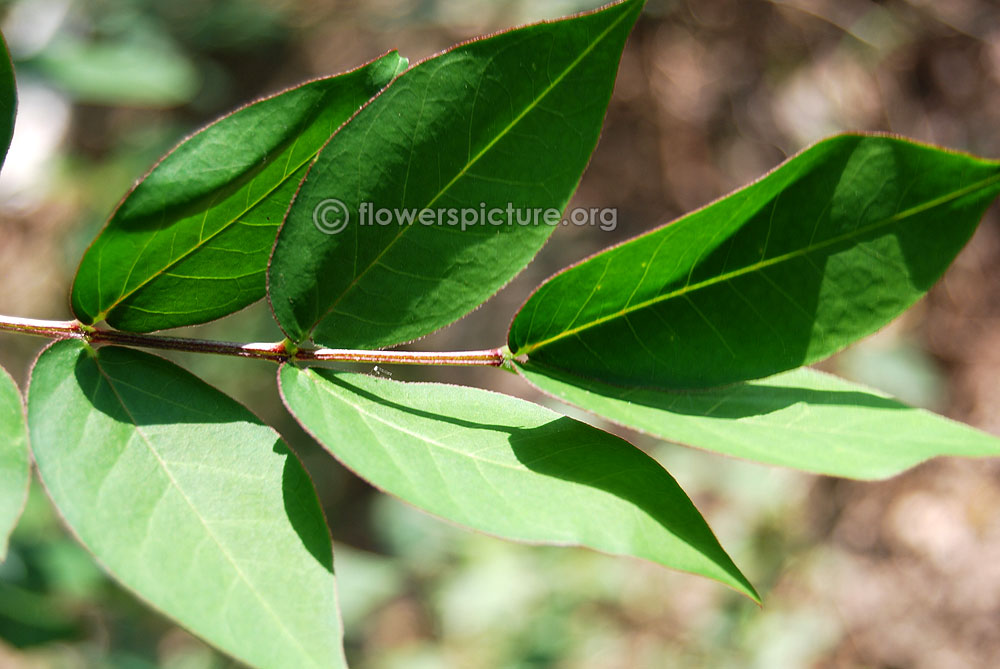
[269,0,645,347]
[518,363,1000,479]
[0,365,29,560]
[510,134,1000,389]
[28,341,342,669]
[279,365,758,602]
[71,51,407,332]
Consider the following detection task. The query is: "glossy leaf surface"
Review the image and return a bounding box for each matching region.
[0,33,16,170]
[269,0,645,347]
[518,363,1000,479]
[510,135,1000,389]
[71,51,407,332]
[0,365,28,560]
[280,365,758,601]
[28,341,342,668]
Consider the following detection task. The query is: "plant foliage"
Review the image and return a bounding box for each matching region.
[0,364,28,560]
[2,0,999,666]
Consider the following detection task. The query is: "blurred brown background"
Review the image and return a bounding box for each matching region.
[1,0,1000,667]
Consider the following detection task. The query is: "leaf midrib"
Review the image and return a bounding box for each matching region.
[517,170,1000,355]
[304,5,637,339]
[97,135,319,321]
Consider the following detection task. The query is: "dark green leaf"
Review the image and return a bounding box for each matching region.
[71,51,407,332]
[0,33,16,171]
[268,0,645,347]
[28,341,342,668]
[510,134,1000,389]
[279,365,758,602]
[0,365,29,560]
[518,363,1000,479]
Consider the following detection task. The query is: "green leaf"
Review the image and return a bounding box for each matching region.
[517,363,1000,480]
[71,50,407,332]
[32,37,200,107]
[510,134,1000,389]
[268,0,645,347]
[0,32,16,171]
[0,365,29,560]
[28,341,342,669]
[279,365,758,602]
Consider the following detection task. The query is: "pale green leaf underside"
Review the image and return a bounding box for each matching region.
[28,341,342,669]
[510,134,1000,389]
[279,366,759,602]
[269,0,645,348]
[71,51,407,332]
[0,364,29,560]
[518,363,1000,479]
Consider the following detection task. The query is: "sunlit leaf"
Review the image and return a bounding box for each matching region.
[280,365,758,602]
[28,341,342,668]
[269,0,645,347]
[518,363,1000,479]
[510,134,1000,389]
[71,51,407,332]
